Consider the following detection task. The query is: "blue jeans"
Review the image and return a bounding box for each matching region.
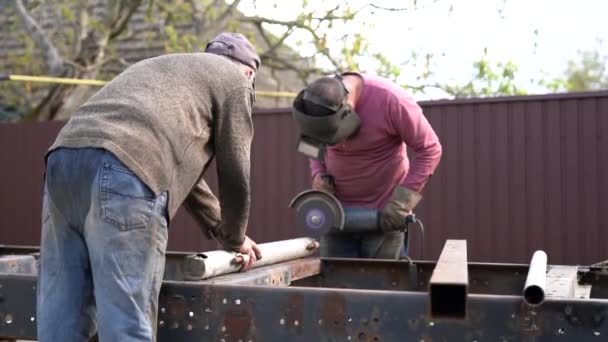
[37,148,169,342]
[320,231,406,259]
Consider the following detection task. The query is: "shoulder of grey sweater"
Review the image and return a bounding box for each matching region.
[122,53,252,109]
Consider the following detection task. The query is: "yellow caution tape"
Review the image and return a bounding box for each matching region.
[255,90,297,98]
[8,74,107,86]
[2,74,297,98]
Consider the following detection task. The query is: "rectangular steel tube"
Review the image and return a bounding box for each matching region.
[429,240,468,320]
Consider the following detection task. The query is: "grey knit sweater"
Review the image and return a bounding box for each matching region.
[48,53,255,249]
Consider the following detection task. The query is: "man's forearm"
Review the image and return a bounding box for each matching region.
[185,179,221,238]
[401,140,442,192]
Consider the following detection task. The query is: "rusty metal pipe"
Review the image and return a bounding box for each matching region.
[183,238,319,280]
[523,250,547,306]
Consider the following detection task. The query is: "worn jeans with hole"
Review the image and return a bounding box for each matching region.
[37,148,168,342]
[320,231,406,259]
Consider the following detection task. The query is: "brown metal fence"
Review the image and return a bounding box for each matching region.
[1,91,607,264]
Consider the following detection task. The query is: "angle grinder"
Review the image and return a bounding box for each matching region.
[288,189,415,238]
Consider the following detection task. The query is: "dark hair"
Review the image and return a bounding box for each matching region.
[298,77,348,117]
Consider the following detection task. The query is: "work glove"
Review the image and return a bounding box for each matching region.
[312,173,336,194]
[380,185,422,232]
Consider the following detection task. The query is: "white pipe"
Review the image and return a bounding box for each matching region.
[523,250,547,306]
[184,238,319,280]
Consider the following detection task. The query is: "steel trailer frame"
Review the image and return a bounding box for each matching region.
[0,241,606,341]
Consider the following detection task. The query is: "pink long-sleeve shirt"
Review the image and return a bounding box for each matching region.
[310,73,442,209]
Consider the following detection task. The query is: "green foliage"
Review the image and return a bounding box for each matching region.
[163,25,199,53]
[13,0,606,120]
[559,50,608,92]
[407,47,527,98]
[3,0,139,120]
[372,52,401,81]
[2,31,46,117]
[534,49,608,93]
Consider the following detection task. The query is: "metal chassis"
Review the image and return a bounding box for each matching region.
[0,246,607,341]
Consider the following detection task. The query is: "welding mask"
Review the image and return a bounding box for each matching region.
[291,75,361,160]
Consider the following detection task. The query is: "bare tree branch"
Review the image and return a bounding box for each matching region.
[254,22,293,60]
[263,55,328,81]
[13,0,66,76]
[369,3,412,11]
[215,0,242,27]
[74,2,90,57]
[188,0,206,36]
[63,60,88,72]
[369,0,440,12]
[242,16,342,69]
[109,0,143,39]
[189,0,242,41]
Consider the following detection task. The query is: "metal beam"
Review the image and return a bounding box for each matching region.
[0,255,37,275]
[156,282,608,341]
[545,265,577,299]
[0,273,37,340]
[1,259,608,341]
[429,240,468,320]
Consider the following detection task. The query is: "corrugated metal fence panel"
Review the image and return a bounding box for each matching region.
[0,120,65,245]
[0,92,606,264]
[0,111,309,253]
[415,94,608,264]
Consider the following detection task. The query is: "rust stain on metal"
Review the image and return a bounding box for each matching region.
[166,294,186,317]
[286,293,304,334]
[223,307,254,339]
[516,302,543,336]
[290,258,321,281]
[321,292,347,334]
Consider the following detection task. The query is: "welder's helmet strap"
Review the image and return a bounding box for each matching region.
[301,90,343,112]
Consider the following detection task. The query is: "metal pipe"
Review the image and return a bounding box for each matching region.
[523,250,547,306]
[201,258,322,286]
[183,238,319,280]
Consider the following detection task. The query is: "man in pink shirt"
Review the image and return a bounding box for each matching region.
[291,73,442,259]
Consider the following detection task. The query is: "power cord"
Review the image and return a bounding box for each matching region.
[403,214,425,259]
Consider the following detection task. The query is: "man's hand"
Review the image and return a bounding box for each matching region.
[380,186,422,231]
[234,236,262,271]
[312,173,335,194]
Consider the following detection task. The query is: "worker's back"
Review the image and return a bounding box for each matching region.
[49,52,255,218]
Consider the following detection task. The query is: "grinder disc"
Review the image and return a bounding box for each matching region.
[289,190,345,238]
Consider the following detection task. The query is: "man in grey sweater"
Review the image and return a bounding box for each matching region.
[37,32,262,342]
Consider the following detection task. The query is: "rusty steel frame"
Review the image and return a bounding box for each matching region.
[0,246,607,341]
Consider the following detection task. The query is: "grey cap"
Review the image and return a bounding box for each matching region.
[205,32,261,72]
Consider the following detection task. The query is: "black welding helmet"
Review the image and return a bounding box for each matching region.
[291,75,361,158]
